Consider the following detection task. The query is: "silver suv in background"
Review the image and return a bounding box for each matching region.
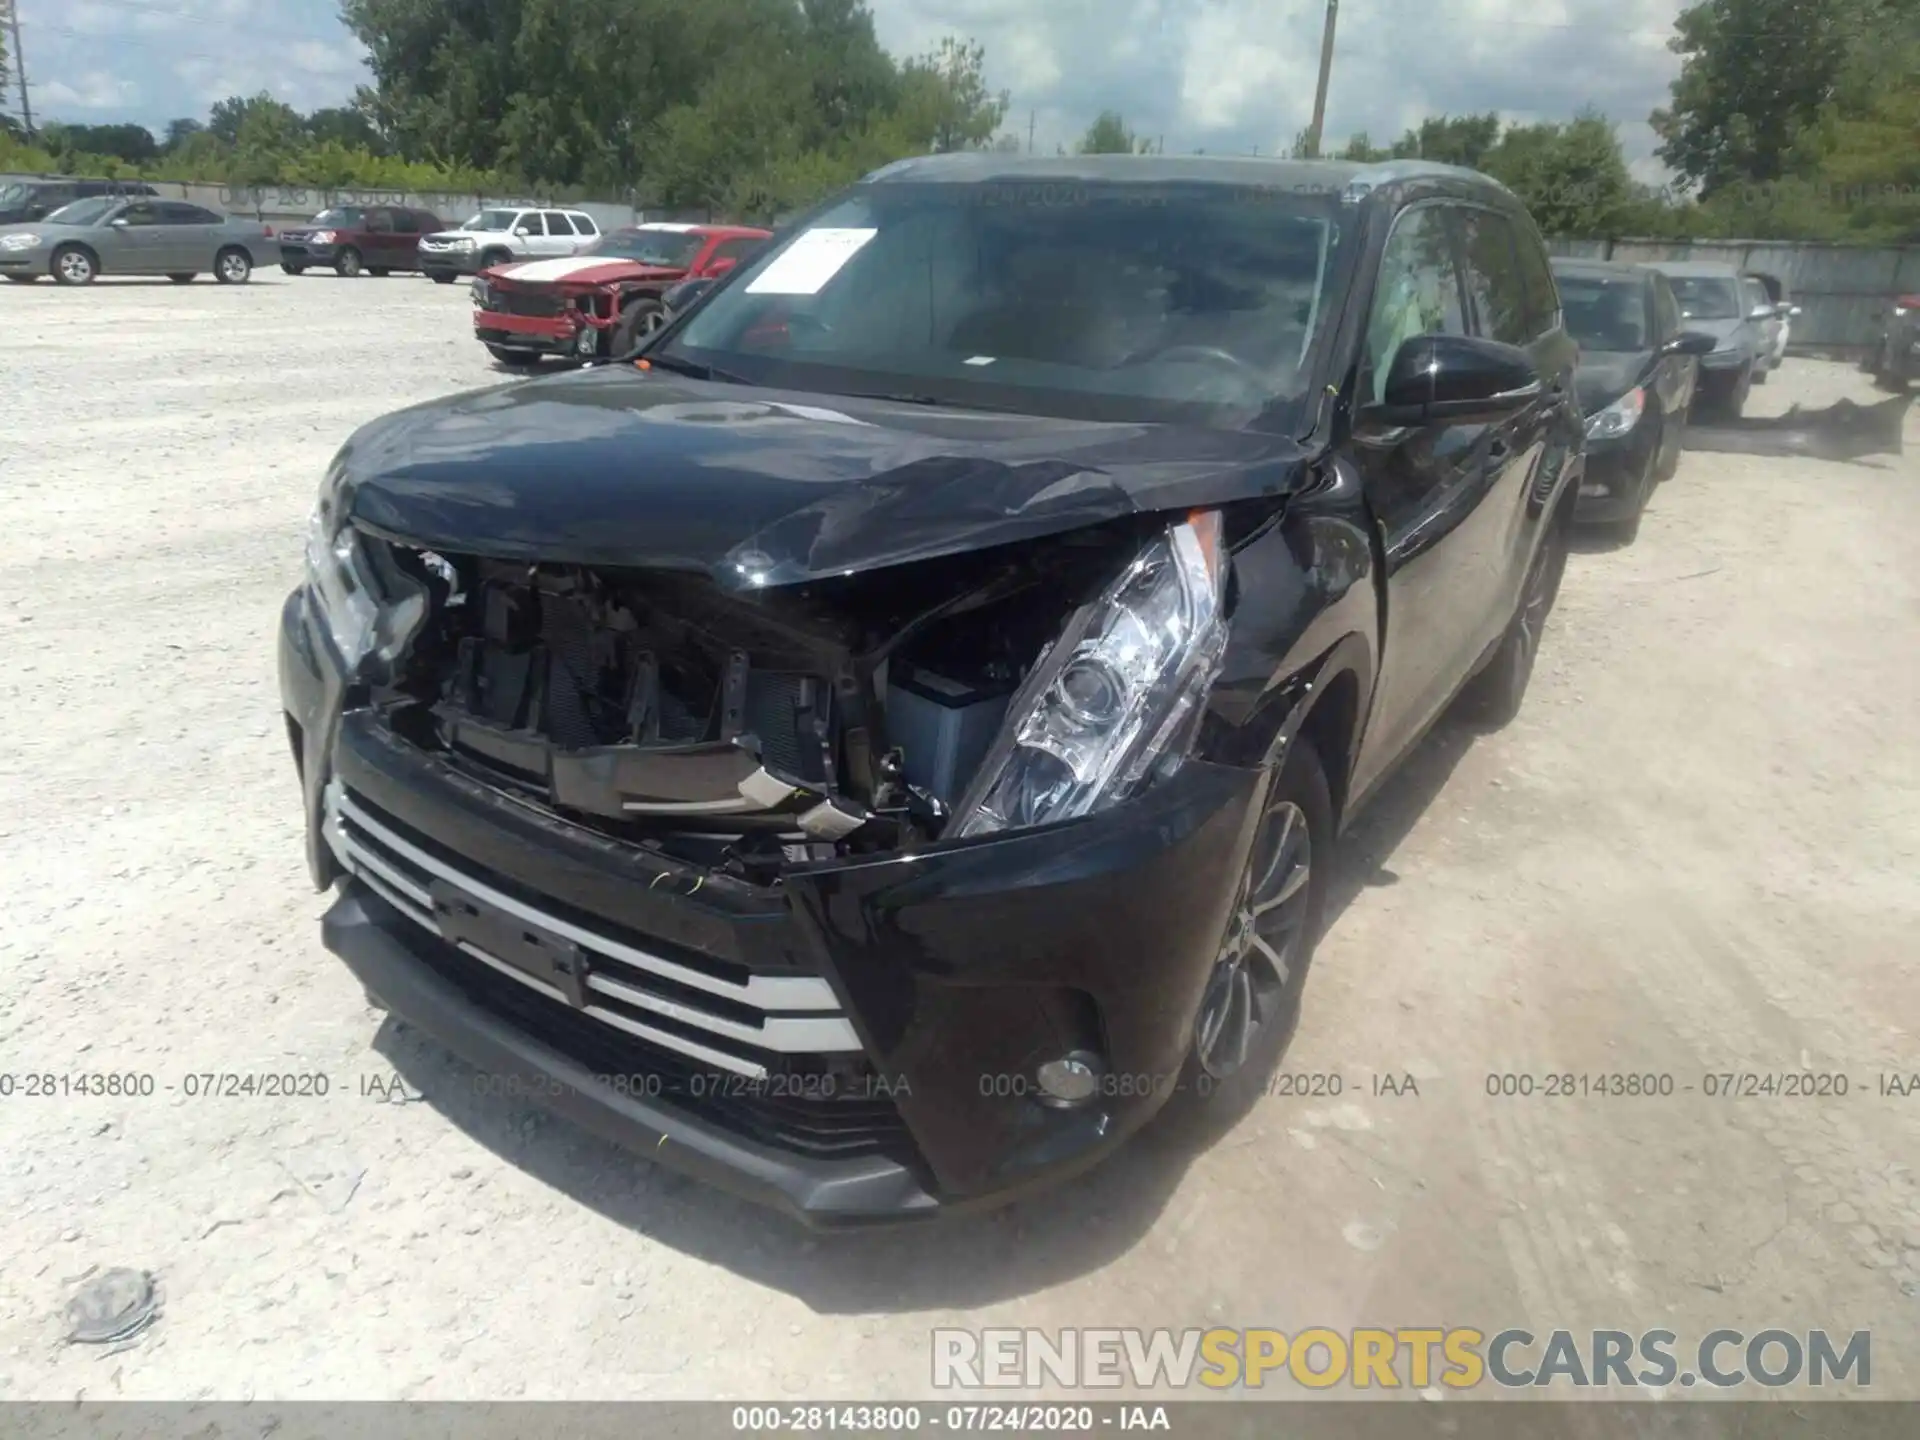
[1648,261,1767,418]
[417,208,601,282]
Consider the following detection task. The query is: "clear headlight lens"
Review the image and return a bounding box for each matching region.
[1,232,39,249]
[951,512,1229,838]
[304,482,381,671]
[310,230,336,244]
[450,235,476,248]
[1585,386,1645,440]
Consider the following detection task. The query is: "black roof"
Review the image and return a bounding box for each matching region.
[859,152,1519,203]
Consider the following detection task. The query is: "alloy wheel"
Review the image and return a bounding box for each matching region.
[218,252,249,283]
[57,249,94,284]
[1193,798,1313,1079]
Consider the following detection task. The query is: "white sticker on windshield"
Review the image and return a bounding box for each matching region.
[963,356,997,366]
[745,228,877,295]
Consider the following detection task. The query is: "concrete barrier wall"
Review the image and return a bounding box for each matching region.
[1549,237,1919,353]
[0,173,716,231]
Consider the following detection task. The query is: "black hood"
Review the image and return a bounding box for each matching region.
[335,367,1313,589]
[1572,350,1651,416]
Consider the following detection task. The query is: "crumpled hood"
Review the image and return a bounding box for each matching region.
[1572,350,1649,415]
[335,367,1312,588]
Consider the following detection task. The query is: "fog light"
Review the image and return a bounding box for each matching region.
[575,326,598,357]
[1035,1051,1104,1106]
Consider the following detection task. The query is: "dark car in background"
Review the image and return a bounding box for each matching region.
[279,205,445,277]
[1866,293,1919,391]
[1648,261,1767,419]
[0,177,158,226]
[278,155,1583,1224]
[1551,258,1716,539]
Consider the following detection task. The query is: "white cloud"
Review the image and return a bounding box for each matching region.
[38,70,140,110]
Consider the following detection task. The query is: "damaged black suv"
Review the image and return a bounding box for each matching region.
[279,154,1583,1224]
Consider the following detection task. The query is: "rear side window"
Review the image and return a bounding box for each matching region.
[541,211,577,235]
[570,214,598,235]
[366,208,394,233]
[515,213,547,236]
[708,237,764,266]
[156,202,222,224]
[1455,207,1532,346]
[391,210,419,234]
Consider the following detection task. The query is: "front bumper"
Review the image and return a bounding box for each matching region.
[0,252,47,272]
[278,588,1262,1223]
[473,310,583,354]
[280,243,338,266]
[421,248,483,276]
[1574,424,1657,522]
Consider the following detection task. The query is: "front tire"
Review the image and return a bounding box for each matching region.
[430,272,455,285]
[1872,339,1910,393]
[51,245,98,285]
[478,248,512,272]
[368,266,390,278]
[1179,737,1332,1102]
[5,274,38,283]
[1461,504,1570,728]
[282,262,305,276]
[335,247,363,278]
[167,273,196,284]
[612,298,667,358]
[486,344,541,368]
[214,248,252,284]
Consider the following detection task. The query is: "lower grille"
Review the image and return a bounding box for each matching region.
[489,287,564,318]
[324,781,912,1157]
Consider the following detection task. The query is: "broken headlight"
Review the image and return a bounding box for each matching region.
[304,471,424,675]
[951,512,1229,838]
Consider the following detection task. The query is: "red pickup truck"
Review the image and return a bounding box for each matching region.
[471,222,771,366]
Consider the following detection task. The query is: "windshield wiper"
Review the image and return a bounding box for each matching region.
[633,350,753,384]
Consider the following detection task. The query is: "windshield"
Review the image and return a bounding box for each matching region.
[43,197,120,227]
[585,227,705,266]
[0,183,28,207]
[1666,275,1742,321]
[1555,275,1649,351]
[311,207,365,227]
[661,180,1347,426]
[462,210,518,232]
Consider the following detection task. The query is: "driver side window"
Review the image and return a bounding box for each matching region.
[1361,206,1468,404]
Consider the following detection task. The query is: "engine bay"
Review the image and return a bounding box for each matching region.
[370,525,1144,880]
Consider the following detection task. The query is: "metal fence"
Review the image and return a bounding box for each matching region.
[1547,237,1919,354]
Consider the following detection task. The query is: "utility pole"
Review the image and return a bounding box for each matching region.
[1303,0,1340,159]
[4,0,33,138]
[1027,109,1035,155]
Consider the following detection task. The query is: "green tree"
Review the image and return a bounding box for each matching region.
[1651,0,1877,194]
[1076,110,1147,154]
[1482,112,1637,235]
[1389,113,1502,167]
[898,36,1008,152]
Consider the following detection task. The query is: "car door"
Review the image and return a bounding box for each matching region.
[702,236,764,279]
[1451,205,1569,646]
[151,201,219,270]
[362,207,399,268]
[1345,201,1502,796]
[509,211,546,257]
[104,199,170,273]
[541,212,583,256]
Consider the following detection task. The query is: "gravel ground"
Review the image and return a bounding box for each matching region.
[1,274,1917,1403]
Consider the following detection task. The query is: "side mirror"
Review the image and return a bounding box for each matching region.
[1364,333,1543,427]
[110,218,130,228]
[1666,331,1719,357]
[1748,305,1777,322]
[1788,305,1803,317]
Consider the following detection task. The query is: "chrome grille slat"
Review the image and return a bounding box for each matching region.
[322,782,860,1075]
[333,788,838,1011]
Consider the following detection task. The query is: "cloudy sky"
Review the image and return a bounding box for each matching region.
[13,0,1687,178]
